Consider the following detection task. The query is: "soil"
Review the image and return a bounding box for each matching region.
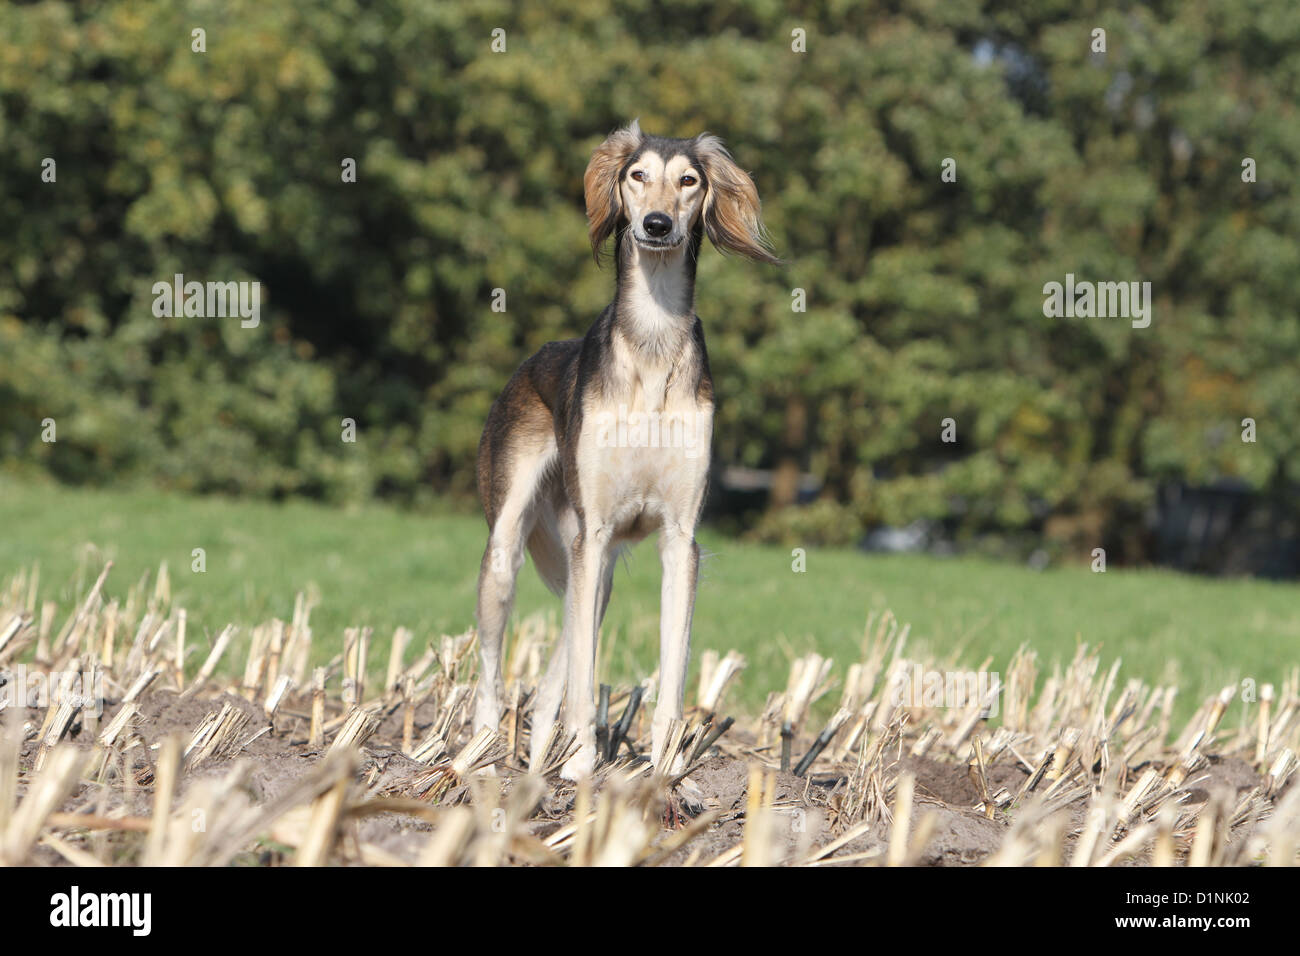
[4,690,1281,867]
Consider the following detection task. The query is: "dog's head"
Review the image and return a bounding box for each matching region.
[584,119,780,265]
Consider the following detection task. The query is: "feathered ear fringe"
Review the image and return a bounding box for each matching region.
[694,133,781,264]
[584,120,643,264]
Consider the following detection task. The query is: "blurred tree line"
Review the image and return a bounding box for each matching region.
[1,0,1296,564]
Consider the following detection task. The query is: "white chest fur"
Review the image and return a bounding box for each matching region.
[577,343,713,537]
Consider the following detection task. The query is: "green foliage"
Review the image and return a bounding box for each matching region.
[1,1,1296,554]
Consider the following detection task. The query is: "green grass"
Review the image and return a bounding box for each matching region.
[2,477,1297,724]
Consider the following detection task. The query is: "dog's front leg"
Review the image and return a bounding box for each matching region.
[560,524,610,780]
[652,525,700,772]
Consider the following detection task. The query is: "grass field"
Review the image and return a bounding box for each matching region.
[2,477,1297,721]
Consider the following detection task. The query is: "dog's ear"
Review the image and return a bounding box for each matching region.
[584,120,643,264]
[694,134,781,264]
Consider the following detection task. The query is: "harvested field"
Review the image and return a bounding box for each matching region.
[0,562,1297,867]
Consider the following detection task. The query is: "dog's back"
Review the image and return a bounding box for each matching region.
[476,338,581,532]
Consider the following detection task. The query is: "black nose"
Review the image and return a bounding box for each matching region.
[642,213,672,238]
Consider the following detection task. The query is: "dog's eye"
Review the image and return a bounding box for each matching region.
[630,170,646,182]
[680,175,698,187]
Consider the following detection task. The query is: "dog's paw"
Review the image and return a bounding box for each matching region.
[675,775,707,815]
[559,746,596,782]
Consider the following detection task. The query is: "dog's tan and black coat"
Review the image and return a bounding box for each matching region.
[474,121,778,778]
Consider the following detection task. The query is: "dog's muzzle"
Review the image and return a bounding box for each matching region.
[642,212,672,238]
[635,212,684,250]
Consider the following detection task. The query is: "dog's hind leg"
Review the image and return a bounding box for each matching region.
[528,523,619,770]
[474,440,556,737]
[525,497,572,769]
[526,500,617,771]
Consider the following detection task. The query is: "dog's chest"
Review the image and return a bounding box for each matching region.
[576,349,712,522]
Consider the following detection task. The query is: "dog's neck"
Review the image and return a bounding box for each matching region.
[612,227,700,358]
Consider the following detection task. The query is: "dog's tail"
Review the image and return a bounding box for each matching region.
[526,520,568,598]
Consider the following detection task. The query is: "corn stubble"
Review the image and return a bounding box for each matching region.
[0,567,1296,867]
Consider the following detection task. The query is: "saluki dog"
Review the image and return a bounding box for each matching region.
[474,120,778,779]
